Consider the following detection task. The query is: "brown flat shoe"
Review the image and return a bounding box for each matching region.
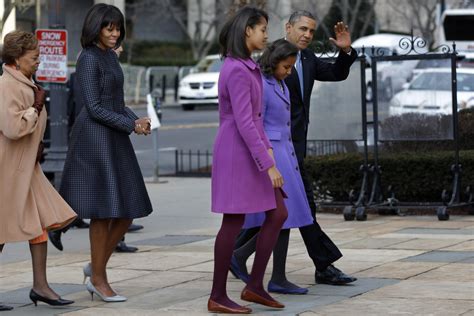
[240,288,284,309]
[207,299,252,314]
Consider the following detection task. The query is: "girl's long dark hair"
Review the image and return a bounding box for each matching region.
[219,6,268,59]
[259,39,298,76]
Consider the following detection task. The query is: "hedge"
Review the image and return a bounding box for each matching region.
[305,150,474,203]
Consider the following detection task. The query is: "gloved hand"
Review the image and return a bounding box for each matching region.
[32,84,46,114]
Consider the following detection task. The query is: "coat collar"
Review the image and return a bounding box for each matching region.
[229,56,258,70]
[263,75,289,105]
[2,65,37,89]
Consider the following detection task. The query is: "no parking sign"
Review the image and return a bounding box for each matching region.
[35,29,68,83]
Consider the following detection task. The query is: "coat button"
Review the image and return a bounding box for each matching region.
[291,152,295,156]
[287,122,290,126]
[286,106,289,110]
[296,166,299,171]
[258,113,261,117]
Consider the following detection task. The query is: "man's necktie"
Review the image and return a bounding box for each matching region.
[295,51,304,99]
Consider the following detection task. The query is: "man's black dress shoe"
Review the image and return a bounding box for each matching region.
[127,223,144,232]
[0,304,13,311]
[48,230,63,251]
[115,241,138,253]
[71,218,89,229]
[315,265,357,285]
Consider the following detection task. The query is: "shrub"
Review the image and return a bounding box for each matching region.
[305,150,474,202]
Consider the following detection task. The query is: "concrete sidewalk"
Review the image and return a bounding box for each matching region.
[1,178,473,315]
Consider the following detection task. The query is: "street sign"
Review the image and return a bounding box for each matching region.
[35,29,68,83]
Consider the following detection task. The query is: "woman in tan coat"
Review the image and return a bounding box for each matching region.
[0,30,77,309]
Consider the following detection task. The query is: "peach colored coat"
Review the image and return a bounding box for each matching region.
[0,65,76,244]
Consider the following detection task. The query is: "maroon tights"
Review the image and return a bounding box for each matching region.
[210,189,288,307]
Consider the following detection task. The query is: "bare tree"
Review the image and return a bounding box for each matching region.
[338,0,377,38]
[297,0,377,41]
[388,0,438,49]
[158,0,267,60]
[158,0,218,60]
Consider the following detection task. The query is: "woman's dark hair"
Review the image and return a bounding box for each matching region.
[258,39,298,76]
[219,6,268,59]
[80,3,125,49]
[2,30,38,65]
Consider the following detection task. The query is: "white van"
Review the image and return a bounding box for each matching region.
[437,9,474,52]
[352,33,426,101]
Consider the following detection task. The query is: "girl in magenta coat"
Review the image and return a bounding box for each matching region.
[208,7,288,314]
[233,40,313,295]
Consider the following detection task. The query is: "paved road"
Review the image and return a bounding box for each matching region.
[130,105,218,177]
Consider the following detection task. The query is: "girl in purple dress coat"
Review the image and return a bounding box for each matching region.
[209,7,288,314]
[232,39,314,294]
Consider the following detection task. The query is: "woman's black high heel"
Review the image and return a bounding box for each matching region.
[29,289,74,306]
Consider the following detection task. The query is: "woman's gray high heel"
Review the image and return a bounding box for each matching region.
[82,263,91,284]
[85,281,127,302]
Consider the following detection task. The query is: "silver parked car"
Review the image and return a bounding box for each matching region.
[389,68,474,116]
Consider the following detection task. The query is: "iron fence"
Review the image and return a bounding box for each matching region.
[174,149,212,177]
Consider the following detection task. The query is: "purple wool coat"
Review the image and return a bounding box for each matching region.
[244,75,313,229]
[211,57,276,214]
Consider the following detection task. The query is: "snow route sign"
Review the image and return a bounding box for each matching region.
[36,29,68,83]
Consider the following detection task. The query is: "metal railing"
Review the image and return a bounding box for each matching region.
[174,149,212,177]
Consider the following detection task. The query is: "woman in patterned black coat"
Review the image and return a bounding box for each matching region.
[59,4,153,301]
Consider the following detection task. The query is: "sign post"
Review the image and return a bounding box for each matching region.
[38,0,69,188]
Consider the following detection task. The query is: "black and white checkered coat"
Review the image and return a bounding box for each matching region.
[60,46,153,219]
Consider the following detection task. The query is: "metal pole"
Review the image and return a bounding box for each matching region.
[36,0,41,29]
[371,60,379,168]
[42,0,68,188]
[174,73,179,101]
[162,75,166,102]
[152,128,159,182]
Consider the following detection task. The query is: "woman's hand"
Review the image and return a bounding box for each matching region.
[267,166,284,188]
[134,117,151,135]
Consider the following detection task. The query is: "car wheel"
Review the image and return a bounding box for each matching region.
[182,104,195,111]
[366,82,373,102]
[383,78,393,101]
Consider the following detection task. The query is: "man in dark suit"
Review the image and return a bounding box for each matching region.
[285,10,357,285]
[232,11,357,286]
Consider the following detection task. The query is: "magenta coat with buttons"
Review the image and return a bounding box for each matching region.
[211,57,276,214]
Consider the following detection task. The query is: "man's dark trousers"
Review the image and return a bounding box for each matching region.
[294,138,342,271]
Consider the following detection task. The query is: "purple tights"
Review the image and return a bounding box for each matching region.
[210,189,288,307]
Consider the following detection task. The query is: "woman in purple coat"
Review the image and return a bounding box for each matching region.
[233,39,314,294]
[209,7,288,314]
